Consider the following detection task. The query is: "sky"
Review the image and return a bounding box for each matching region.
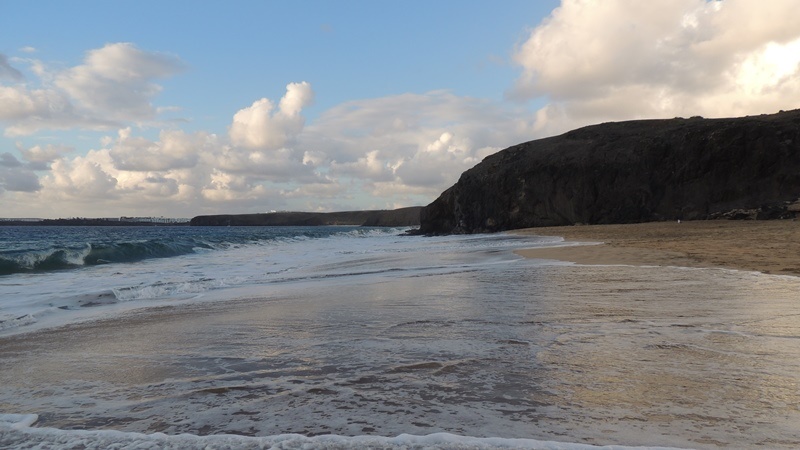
[2,0,800,219]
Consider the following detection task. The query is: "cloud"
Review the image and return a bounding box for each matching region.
[303,90,536,197]
[4,144,73,173]
[330,150,395,182]
[0,54,23,81]
[0,85,69,121]
[0,43,183,136]
[511,0,800,136]
[25,146,201,216]
[220,82,321,184]
[108,127,208,171]
[280,180,345,200]
[395,132,477,188]
[229,82,314,150]
[7,6,800,218]
[215,146,321,182]
[0,166,41,192]
[0,152,22,168]
[3,85,536,217]
[45,152,119,199]
[18,143,74,169]
[0,84,111,136]
[54,43,185,122]
[199,170,277,204]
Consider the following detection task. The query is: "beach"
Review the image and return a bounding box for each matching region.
[2,226,800,449]
[514,219,800,276]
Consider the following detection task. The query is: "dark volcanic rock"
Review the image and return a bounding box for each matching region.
[191,207,421,227]
[419,110,800,234]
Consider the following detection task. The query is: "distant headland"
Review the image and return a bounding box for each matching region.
[189,207,422,227]
[0,207,423,227]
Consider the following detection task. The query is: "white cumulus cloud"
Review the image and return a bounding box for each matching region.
[302,90,536,200]
[229,82,314,150]
[0,43,183,137]
[512,0,800,136]
[45,152,119,200]
[108,127,210,172]
[55,42,184,122]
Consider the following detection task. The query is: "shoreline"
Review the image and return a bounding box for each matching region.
[513,219,800,276]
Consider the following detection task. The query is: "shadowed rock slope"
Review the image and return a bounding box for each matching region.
[419,110,800,235]
[191,207,421,227]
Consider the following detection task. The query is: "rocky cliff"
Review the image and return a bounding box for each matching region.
[191,206,421,227]
[418,110,800,235]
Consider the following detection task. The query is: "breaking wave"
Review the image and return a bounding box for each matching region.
[0,226,407,276]
[0,239,212,275]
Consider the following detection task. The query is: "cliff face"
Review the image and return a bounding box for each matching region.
[419,110,800,235]
[191,207,421,227]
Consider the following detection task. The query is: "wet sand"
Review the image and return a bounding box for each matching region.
[514,219,800,276]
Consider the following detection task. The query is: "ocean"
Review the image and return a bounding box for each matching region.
[0,225,798,449]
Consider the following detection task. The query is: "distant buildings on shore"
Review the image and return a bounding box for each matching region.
[118,216,190,224]
[0,216,190,224]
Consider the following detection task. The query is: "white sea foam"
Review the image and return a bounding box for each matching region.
[0,414,687,450]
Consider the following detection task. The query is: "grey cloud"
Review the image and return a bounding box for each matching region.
[19,144,74,164]
[0,152,22,167]
[394,160,451,188]
[0,54,23,81]
[0,167,41,192]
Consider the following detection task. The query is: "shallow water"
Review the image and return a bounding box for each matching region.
[1,228,800,448]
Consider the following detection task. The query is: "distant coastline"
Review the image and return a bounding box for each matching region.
[189,207,422,227]
[0,207,423,227]
[0,218,189,226]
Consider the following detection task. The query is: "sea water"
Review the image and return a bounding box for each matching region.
[0,225,799,449]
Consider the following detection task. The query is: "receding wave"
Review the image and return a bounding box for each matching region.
[0,414,684,450]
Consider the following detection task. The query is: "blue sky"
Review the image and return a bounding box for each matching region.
[6,2,552,114]
[2,0,800,218]
[3,1,551,135]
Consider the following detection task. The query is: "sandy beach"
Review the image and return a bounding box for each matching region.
[514,219,800,276]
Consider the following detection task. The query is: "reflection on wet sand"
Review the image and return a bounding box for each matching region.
[1,263,798,448]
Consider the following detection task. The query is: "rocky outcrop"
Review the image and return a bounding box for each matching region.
[191,207,421,227]
[418,110,800,235]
